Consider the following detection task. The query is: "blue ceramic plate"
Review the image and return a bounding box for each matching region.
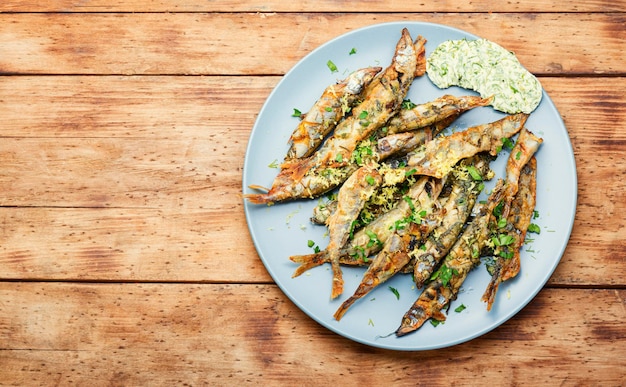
[243,22,577,350]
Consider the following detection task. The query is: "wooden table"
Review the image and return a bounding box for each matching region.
[1,2,624,385]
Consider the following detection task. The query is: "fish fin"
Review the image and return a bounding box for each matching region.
[289,251,327,278]
[242,192,274,205]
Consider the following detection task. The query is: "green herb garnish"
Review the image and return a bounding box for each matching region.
[327,60,338,72]
[401,99,417,110]
[466,165,483,181]
[528,223,541,234]
[388,286,400,300]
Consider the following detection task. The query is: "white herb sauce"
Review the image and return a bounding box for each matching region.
[426,39,543,114]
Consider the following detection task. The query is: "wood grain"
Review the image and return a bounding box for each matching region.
[1,4,624,385]
[0,283,624,385]
[1,76,624,284]
[2,0,625,13]
[0,13,624,75]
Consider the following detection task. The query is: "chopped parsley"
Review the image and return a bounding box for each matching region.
[327,60,338,73]
[405,168,417,177]
[292,108,302,117]
[430,319,442,327]
[454,304,467,313]
[307,240,321,253]
[349,47,357,55]
[351,141,374,166]
[466,165,483,181]
[401,99,417,110]
[268,159,279,169]
[388,286,400,300]
[492,233,515,247]
[430,263,458,287]
[528,223,541,234]
[365,230,382,248]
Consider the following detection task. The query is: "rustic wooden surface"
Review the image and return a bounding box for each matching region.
[1,2,625,385]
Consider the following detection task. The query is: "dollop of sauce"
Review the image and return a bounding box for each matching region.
[426,39,542,114]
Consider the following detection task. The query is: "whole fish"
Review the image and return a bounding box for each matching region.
[396,128,542,334]
[481,132,540,310]
[325,165,382,299]
[395,180,507,336]
[386,94,493,134]
[286,66,382,160]
[500,158,537,284]
[310,114,457,226]
[496,128,543,220]
[244,29,426,205]
[333,155,491,321]
[322,113,526,227]
[402,113,528,179]
[290,176,442,277]
[412,154,494,288]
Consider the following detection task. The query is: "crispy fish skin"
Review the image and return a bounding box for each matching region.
[403,113,528,179]
[481,129,541,310]
[286,66,382,160]
[244,29,426,205]
[386,94,493,134]
[412,154,493,288]
[310,115,456,226]
[482,157,537,310]
[333,174,447,320]
[290,176,442,276]
[500,157,537,283]
[326,165,382,299]
[499,128,543,219]
[395,180,506,336]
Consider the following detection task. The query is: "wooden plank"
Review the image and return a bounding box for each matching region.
[0,137,246,208]
[0,208,266,283]
[0,13,624,75]
[0,75,274,139]
[2,0,625,13]
[0,283,624,385]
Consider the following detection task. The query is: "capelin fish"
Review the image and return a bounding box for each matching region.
[338,113,526,211]
[244,29,426,205]
[333,174,446,320]
[402,113,528,179]
[412,154,494,288]
[497,128,543,220]
[481,129,541,310]
[482,157,537,310]
[290,176,442,277]
[386,94,494,135]
[310,115,457,226]
[286,66,382,160]
[395,180,507,336]
[325,165,382,299]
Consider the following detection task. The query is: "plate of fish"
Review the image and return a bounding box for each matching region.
[242,21,577,350]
